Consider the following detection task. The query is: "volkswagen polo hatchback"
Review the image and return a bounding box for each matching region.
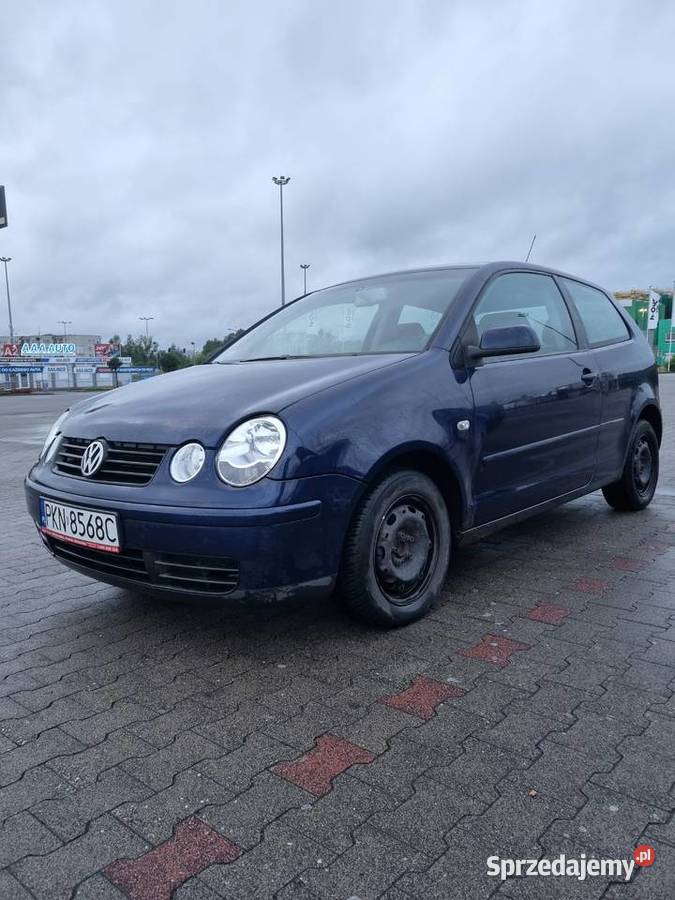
[26,262,661,626]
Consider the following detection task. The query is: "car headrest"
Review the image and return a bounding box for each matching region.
[380,322,428,350]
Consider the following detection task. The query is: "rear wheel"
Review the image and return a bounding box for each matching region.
[338,469,451,627]
[602,420,659,511]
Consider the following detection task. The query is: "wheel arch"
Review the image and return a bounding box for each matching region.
[360,443,469,535]
[637,402,662,446]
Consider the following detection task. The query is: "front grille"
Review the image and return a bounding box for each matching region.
[53,437,168,486]
[48,538,239,596]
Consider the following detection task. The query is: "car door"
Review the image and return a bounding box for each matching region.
[559,277,636,485]
[464,271,603,526]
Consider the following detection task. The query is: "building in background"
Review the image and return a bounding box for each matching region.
[0,333,156,391]
[614,290,674,367]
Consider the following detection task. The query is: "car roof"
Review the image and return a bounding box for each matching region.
[326,261,610,295]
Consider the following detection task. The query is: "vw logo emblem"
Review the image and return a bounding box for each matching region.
[80,439,106,477]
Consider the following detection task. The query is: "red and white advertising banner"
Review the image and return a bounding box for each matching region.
[95,343,119,358]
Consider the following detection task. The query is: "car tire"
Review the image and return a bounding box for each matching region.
[602,420,659,511]
[338,469,451,627]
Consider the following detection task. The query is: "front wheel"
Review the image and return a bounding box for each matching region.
[338,469,451,627]
[602,420,659,511]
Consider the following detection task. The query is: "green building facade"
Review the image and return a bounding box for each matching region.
[614,291,674,369]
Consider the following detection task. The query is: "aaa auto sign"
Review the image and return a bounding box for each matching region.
[2,342,77,358]
[19,342,76,356]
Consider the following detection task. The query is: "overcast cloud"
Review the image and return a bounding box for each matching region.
[2,0,675,348]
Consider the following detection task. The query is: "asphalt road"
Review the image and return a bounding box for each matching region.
[0,379,673,900]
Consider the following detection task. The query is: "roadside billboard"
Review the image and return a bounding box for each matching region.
[96,366,155,374]
[95,343,119,358]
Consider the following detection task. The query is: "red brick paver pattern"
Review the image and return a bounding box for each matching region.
[273,734,375,796]
[527,603,572,625]
[105,817,241,900]
[610,557,643,572]
[462,634,531,666]
[573,576,610,593]
[382,675,465,719]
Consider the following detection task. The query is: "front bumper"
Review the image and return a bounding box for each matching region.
[25,471,360,603]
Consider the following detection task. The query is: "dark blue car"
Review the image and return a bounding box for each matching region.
[25,262,661,626]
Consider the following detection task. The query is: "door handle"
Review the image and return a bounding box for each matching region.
[581,368,597,385]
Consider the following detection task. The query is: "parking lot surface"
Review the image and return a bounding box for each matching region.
[1,382,674,900]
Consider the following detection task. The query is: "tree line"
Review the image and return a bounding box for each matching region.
[107,330,247,372]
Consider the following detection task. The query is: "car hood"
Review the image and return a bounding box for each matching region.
[63,354,414,446]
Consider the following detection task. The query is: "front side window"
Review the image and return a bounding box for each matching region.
[471,272,577,356]
[214,268,476,361]
[561,279,630,346]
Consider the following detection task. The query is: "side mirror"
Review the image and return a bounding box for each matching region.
[466,324,540,362]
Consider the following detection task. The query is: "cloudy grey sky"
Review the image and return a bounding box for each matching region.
[2,0,675,348]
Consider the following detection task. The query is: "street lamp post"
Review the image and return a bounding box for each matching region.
[669,280,675,372]
[300,263,310,295]
[0,257,14,340]
[57,321,72,389]
[272,176,290,306]
[139,316,154,338]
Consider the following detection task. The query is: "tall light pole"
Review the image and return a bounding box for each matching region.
[139,316,154,338]
[272,176,290,306]
[57,320,73,389]
[0,257,13,340]
[669,280,675,371]
[300,263,310,295]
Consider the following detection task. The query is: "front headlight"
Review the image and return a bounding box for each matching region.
[216,416,287,486]
[40,410,69,461]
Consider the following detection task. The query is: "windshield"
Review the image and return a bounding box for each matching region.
[214,268,476,362]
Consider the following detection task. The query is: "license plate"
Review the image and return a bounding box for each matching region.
[39,498,120,553]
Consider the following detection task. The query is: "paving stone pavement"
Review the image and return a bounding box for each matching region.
[1,380,673,899]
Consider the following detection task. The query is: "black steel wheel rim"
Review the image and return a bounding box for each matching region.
[633,436,654,495]
[373,493,437,605]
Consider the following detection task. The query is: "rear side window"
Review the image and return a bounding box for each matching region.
[561,279,629,346]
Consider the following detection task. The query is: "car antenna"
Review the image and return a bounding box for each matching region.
[525,233,537,262]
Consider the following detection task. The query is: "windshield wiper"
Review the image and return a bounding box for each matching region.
[237,355,301,362]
